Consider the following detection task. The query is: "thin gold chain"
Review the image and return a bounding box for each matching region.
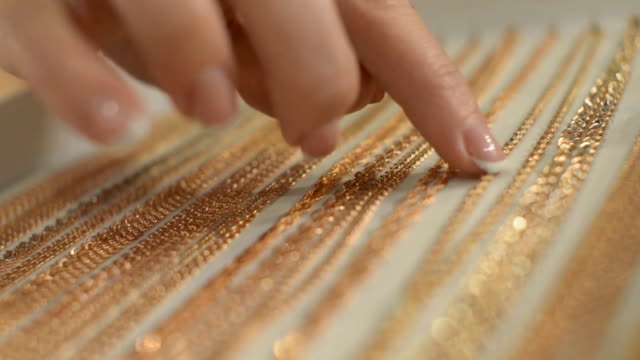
[193,133,431,360]
[125,116,417,360]
[354,28,597,360]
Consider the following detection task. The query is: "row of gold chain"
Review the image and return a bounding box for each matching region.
[0,117,197,244]
[0,115,264,288]
[131,100,402,354]
[354,27,601,360]
[122,33,514,360]
[412,19,639,360]
[0,97,382,359]
[0,116,271,292]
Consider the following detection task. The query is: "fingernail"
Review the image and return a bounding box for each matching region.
[462,121,506,173]
[192,67,236,126]
[90,97,138,144]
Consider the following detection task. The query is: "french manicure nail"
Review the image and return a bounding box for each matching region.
[462,121,506,173]
[89,97,137,144]
[192,67,236,126]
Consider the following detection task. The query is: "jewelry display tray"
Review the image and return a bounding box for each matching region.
[1,1,640,360]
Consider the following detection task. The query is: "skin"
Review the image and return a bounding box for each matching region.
[0,0,505,175]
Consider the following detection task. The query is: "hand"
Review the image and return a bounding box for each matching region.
[0,0,505,174]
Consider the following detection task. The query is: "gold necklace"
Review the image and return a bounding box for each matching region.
[195,133,431,360]
[120,109,413,360]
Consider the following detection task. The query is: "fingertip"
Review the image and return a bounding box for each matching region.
[452,119,506,176]
[299,120,341,158]
[75,95,145,145]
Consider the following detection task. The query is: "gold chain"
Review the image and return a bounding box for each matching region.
[355,28,597,360]
[66,102,393,360]
[414,20,638,360]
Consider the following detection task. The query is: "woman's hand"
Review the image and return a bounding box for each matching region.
[0,0,505,174]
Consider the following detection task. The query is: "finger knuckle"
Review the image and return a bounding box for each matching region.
[432,61,470,97]
[433,61,462,87]
[297,60,359,115]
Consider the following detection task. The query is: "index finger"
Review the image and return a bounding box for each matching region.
[337,0,505,174]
